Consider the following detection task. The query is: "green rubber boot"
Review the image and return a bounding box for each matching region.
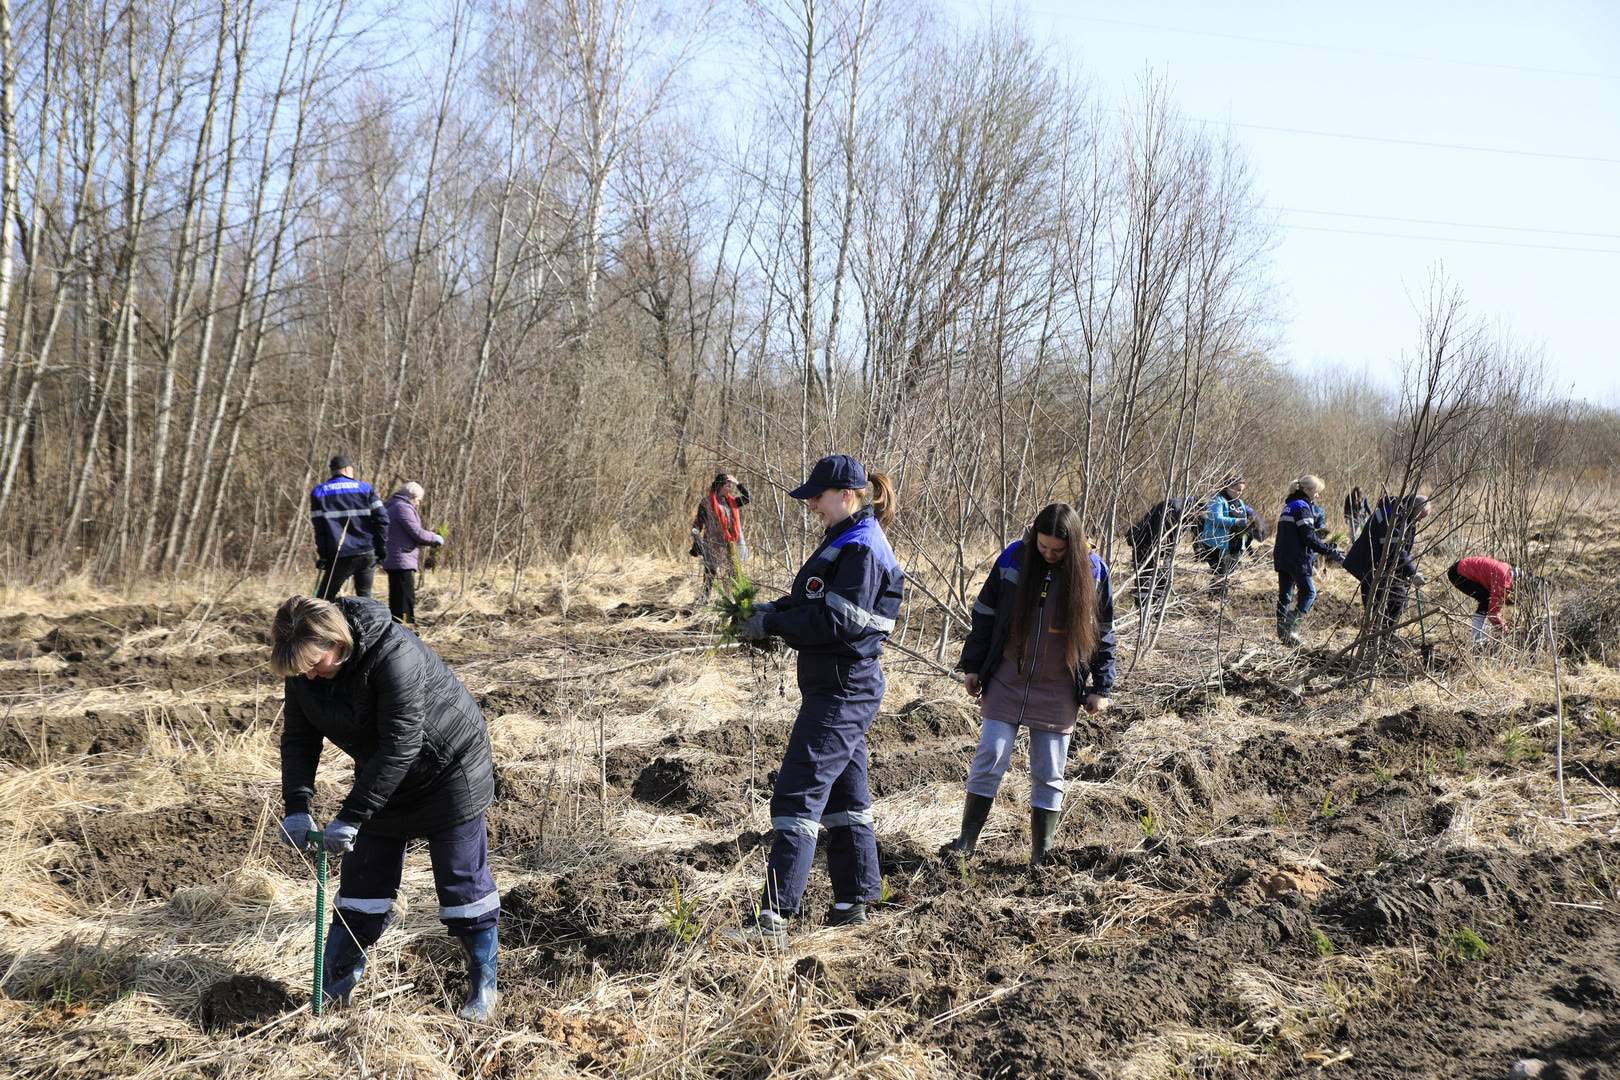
[939,793,995,858]
[1029,807,1062,867]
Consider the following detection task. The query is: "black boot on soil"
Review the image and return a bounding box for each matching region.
[321,924,368,1009]
[1287,612,1307,646]
[1029,807,1062,868]
[457,926,499,1022]
[938,793,995,859]
[826,903,868,927]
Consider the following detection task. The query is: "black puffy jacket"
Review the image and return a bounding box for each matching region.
[281,597,494,839]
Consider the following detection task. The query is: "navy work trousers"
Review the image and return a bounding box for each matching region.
[762,654,884,915]
[332,813,499,946]
[319,552,376,600]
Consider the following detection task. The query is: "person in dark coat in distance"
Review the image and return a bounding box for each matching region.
[1343,486,1371,542]
[693,472,751,595]
[381,482,444,625]
[311,455,391,601]
[731,455,904,947]
[1125,497,1191,610]
[271,595,500,1020]
[1342,493,1431,634]
[945,503,1116,866]
[1273,475,1345,646]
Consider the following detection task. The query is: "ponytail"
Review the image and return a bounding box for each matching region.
[863,471,897,530]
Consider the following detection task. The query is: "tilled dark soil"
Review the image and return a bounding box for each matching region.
[5,595,1618,1080]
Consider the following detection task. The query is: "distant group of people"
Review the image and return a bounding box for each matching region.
[1126,474,1530,647]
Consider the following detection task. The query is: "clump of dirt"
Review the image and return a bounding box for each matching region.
[198,974,299,1032]
[475,681,556,716]
[629,754,743,814]
[1356,703,1493,751]
[47,804,305,901]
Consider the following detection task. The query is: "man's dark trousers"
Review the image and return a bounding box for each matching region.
[319,553,377,600]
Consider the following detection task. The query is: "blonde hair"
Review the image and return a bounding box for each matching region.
[270,596,354,677]
[861,471,897,530]
[1294,474,1324,497]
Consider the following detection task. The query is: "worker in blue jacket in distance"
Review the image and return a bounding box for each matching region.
[311,455,391,601]
[733,454,905,947]
[1273,475,1344,646]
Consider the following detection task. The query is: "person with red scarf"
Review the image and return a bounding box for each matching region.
[692,472,751,593]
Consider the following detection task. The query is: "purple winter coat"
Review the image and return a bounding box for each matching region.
[381,493,442,571]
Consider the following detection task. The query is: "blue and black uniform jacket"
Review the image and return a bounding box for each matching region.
[311,475,390,561]
[762,508,904,661]
[1273,494,1341,577]
[958,540,1117,699]
[1342,495,1421,583]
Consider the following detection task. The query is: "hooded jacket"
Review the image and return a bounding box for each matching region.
[958,540,1117,700]
[1343,495,1423,583]
[1199,492,1248,550]
[380,493,443,571]
[1273,491,1342,577]
[281,597,494,838]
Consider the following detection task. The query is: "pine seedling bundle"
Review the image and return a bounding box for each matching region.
[708,543,758,646]
[424,523,449,571]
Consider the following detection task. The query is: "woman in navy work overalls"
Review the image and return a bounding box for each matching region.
[733,454,904,946]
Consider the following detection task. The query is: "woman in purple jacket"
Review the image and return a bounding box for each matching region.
[382,482,444,624]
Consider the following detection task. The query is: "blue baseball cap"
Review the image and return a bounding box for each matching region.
[789,454,867,500]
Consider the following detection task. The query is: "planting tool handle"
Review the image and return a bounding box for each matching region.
[306,830,328,1016]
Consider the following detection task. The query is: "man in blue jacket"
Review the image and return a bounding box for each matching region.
[312,455,391,600]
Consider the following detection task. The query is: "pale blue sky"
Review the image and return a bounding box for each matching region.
[952,0,1620,402]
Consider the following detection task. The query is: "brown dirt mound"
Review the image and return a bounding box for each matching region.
[198,974,300,1032]
[47,803,305,901]
[0,698,280,764]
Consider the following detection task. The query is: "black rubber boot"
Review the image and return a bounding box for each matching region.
[457,927,499,1021]
[1288,612,1307,645]
[825,903,868,927]
[938,793,996,858]
[322,924,368,1008]
[1029,807,1062,867]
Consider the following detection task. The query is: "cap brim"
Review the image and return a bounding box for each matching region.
[788,483,827,500]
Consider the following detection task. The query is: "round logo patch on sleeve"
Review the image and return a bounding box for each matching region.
[806,576,826,598]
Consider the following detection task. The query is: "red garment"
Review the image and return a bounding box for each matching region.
[705,491,742,543]
[1456,556,1513,629]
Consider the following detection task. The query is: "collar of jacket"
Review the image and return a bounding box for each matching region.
[822,506,873,542]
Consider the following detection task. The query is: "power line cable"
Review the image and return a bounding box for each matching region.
[1201,119,1620,166]
[1273,206,1620,242]
[1281,222,1620,254]
[1024,9,1620,83]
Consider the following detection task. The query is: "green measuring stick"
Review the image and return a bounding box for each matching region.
[306,830,327,1016]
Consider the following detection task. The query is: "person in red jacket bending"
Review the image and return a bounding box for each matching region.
[1447,556,1517,641]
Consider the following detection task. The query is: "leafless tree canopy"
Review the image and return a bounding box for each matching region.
[0,0,1613,590]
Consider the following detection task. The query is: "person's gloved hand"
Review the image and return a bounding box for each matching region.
[738,613,770,641]
[323,819,359,854]
[279,812,317,848]
[1412,572,1426,587]
[1329,550,1346,565]
[751,601,776,616]
[315,557,329,571]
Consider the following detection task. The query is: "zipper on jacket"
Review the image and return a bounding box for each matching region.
[1015,569,1052,728]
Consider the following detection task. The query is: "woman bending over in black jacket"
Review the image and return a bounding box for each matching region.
[271,595,500,1020]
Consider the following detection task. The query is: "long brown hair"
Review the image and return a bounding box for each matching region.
[1007,503,1098,675]
[861,471,897,530]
